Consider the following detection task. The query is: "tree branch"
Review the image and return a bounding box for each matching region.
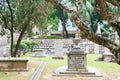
[95,0,120,38]
[73,14,118,49]
[6,0,14,30]
[45,0,118,49]
[106,0,120,7]
[45,0,120,64]
[95,0,114,22]
[0,11,11,30]
[45,0,76,14]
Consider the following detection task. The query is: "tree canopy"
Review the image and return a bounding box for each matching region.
[0,0,53,57]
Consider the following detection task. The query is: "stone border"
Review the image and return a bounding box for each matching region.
[30,61,46,80]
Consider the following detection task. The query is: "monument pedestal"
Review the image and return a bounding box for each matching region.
[67,48,86,70]
[53,48,102,77]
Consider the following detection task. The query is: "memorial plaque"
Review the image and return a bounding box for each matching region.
[70,56,84,67]
[68,53,86,70]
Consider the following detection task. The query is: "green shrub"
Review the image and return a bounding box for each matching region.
[13,42,27,50]
[38,35,46,38]
[19,42,28,50]
[13,40,38,52]
[30,40,38,45]
[39,35,62,39]
[47,35,62,39]
[21,40,38,47]
[22,40,32,47]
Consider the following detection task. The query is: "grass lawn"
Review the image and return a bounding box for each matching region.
[87,54,120,72]
[0,53,120,80]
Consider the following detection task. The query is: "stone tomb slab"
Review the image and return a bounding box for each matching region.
[32,49,47,57]
[0,58,29,72]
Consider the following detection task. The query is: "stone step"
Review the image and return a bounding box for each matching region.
[67,68,88,72]
[53,73,101,77]
[59,71,95,75]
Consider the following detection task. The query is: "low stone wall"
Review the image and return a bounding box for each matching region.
[32,39,105,54]
[32,38,120,54]
[0,58,29,72]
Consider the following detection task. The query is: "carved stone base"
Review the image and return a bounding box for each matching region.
[0,58,29,72]
[53,66,102,77]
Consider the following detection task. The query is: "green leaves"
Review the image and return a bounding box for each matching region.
[13,40,38,49]
[108,3,120,15]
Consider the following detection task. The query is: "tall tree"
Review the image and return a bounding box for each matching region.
[0,0,53,57]
[51,5,69,38]
[45,0,120,65]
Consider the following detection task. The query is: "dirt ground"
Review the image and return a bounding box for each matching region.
[18,61,40,79]
[42,69,120,80]
[16,61,120,80]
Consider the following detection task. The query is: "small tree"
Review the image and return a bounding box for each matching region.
[0,0,53,57]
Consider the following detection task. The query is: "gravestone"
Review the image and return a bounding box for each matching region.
[0,46,10,57]
[53,34,102,77]
[103,48,114,62]
[3,46,10,57]
[95,48,114,62]
[52,40,64,59]
[94,44,100,54]
[0,47,4,57]
[32,49,47,57]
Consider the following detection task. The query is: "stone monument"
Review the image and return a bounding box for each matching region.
[32,49,47,57]
[67,33,86,70]
[53,33,102,77]
[52,40,64,59]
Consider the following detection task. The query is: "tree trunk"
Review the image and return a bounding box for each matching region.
[61,19,69,38]
[13,17,31,57]
[10,29,14,57]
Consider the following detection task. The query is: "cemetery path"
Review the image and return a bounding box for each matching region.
[20,61,40,77]
[30,61,46,80]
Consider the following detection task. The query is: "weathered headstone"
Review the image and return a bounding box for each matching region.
[52,40,64,59]
[103,48,114,62]
[0,47,4,57]
[3,46,10,57]
[94,43,100,54]
[32,49,47,57]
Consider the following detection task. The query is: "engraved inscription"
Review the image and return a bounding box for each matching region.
[69,56,85,67]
